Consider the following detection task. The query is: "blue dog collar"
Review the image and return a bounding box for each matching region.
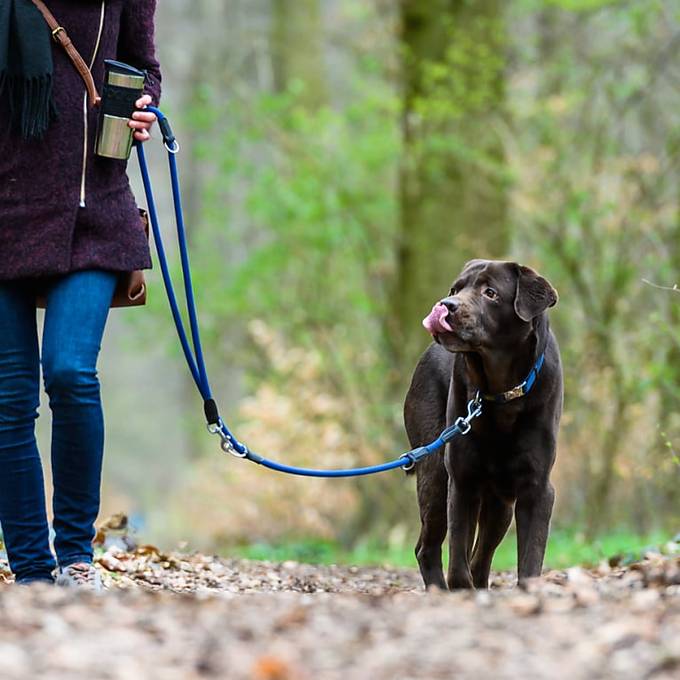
[480,352,545,404]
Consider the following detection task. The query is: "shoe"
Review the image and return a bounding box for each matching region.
[56,562,103,592]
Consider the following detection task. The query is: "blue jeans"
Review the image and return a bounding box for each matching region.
[0,270,117,582]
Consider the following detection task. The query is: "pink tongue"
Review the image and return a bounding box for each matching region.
[422,302,453,335]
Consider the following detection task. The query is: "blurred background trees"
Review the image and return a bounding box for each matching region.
[37,0,678,558]
[395,0,508,371]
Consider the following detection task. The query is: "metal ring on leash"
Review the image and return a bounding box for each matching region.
[164,139,180,154]
[453,416,472,435]
[221,438,248,458]
[401,455,416,472]
[206,421,222,435]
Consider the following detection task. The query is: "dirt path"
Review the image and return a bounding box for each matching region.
[1,549,679,679]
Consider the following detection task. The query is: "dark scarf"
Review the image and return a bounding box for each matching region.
[0,0,56,139]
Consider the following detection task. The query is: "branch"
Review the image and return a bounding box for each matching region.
[642,279,680,293]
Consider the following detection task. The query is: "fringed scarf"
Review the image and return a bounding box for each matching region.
[0,0,56,139]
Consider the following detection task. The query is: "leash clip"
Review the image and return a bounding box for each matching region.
[455,392,483,435]
[454,416,472,435]
[467,391,483,420]
[207,419,248,458]
[221,438,248,458]
[206,421,221,435]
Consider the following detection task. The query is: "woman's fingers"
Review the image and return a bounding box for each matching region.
[129,97,156,143]
[135,94,153,109]
[129,118,155,130]
[131,111,157,123]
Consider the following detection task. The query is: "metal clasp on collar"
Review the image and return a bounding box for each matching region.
[207,419,248,458]
[503,383,526,402]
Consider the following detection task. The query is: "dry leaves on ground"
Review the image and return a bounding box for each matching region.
[0,543,679,680]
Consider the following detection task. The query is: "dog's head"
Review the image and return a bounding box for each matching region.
[422,260,558,353]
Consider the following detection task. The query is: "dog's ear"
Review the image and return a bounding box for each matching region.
[462,259,488,273]
[513,264,558,322]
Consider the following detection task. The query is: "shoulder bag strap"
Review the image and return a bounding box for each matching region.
[31,0,101,106]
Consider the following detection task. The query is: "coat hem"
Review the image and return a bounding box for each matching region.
[0,260,153,283]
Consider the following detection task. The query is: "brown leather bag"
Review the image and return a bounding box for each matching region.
[32,0,149,309]
[112,209,149,308]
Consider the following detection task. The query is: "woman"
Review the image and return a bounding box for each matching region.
[0,0,161,588]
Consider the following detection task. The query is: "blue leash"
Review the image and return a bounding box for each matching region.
[135,107,483,477]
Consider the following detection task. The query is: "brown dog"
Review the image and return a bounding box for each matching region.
[404,260,562,589]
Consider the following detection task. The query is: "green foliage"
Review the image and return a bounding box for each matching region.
[133,0,680,549]
[231,528,674,571]
[184,73,400,391]
[507,0,680,534]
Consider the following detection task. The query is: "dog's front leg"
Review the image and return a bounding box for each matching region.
[470,492,514,589]
[515,481,555,583]
[446,478,479,590]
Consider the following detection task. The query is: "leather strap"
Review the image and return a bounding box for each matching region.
[31,0,101,107]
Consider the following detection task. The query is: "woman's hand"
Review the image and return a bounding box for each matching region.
[129,94,156,142]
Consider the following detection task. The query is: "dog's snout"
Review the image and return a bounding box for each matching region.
[440,297,459,313]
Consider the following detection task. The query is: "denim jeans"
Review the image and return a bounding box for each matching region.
[0,270,117,582]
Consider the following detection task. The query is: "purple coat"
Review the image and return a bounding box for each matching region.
[0,0,162,281]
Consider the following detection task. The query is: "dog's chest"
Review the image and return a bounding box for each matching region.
[463,409,528,476]
[464,435,527,499]
[473,404,522,438]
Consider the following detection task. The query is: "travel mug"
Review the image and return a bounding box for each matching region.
[95,60,147,160]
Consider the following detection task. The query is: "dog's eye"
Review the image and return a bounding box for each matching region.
[449,287,458,296]
[483,287,499,300]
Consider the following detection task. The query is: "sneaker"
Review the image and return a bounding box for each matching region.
[56,562,103,592]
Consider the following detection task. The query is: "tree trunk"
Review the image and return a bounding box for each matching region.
[392,0,509,376]
[270,0,327,108]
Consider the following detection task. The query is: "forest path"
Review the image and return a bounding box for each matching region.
[1,550,678,679]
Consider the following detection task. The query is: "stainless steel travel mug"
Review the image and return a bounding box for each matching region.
[95,60,146,160]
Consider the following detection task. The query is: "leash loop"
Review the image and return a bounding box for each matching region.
[135,110,491,479]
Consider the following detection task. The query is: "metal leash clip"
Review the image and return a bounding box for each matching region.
[401,393,483,471]
[453,392,483,436]
[207,419,248,458]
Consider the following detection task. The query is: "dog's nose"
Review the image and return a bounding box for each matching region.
[440,298,459,313]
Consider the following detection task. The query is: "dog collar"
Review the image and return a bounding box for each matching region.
[480,352,545,404]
